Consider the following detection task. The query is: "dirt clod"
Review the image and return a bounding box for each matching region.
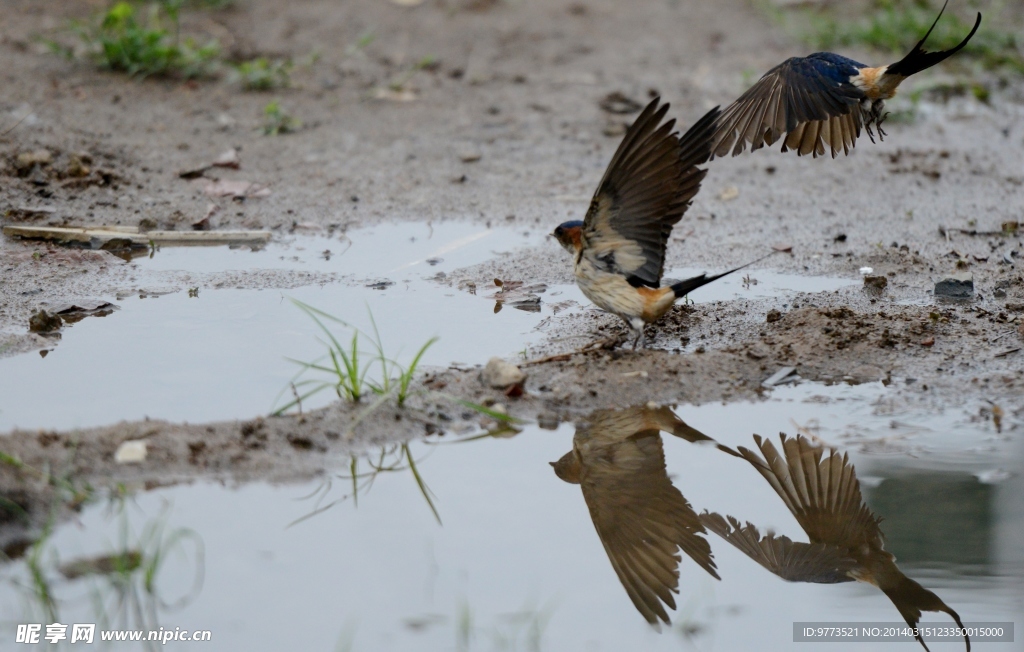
[28,310,62,333]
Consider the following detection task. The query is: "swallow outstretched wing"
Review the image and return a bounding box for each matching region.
[700,512,857,583]
[580,430,718,625]
[582,98,720,289]
[713,1,981,159]
[712,53,867,158]
[737,434,883,550]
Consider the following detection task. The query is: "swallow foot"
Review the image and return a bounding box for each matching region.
[877,114,889,141]
[865,123,877,144]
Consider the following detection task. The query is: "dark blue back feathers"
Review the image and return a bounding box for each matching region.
[801,53,866,82]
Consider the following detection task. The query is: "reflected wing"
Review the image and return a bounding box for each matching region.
[712,54,866,159]
[587,405,715,445]
[581,432,718,625]
[583,98,719,288]
[700,512,856,583]
[737,434,882,549]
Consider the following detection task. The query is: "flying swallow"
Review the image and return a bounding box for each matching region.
[712,0,982,158]
[553,97,771,348]
[551,405,740,626]
[700,434,970,652]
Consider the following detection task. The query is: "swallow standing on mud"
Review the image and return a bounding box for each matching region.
[553,98,769,349]
[551,405,740,626]
[700,434,970,652]
[712,0,981,158]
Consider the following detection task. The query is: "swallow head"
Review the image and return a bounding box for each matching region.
[552,220,584,255]
[550,450,583,484]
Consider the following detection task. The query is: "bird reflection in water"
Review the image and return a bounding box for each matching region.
[700,434,970,652]
[550,404,739,626]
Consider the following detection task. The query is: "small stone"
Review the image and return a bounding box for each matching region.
[459,150,482,163]
[212,148,240,169]
[921,336,935,347]
[864,275,887,290]
[934,272,974,298]
[28,310,62,333]
[993,288,1006,299]
[718,185,739,201]
[16,149,52,170]
[766,309,782,323]
[114,440,147,464]
[480,357,526,389]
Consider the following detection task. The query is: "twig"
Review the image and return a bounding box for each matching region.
[1,113,29,138]
[989,329,1015,344]
[521,335,624,366]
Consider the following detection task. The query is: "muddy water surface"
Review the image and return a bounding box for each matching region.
[1,383,1018,651]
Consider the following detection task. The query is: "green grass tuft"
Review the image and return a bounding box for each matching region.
[274,300,438,414]
[233,57,291,91]
[65,1,220,79]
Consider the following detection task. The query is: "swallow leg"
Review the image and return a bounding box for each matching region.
[863,100,889,144]
[627,317,646,350]
[877,112,889,140]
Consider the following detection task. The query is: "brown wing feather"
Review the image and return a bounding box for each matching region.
[736,434,882,549]
[700,512,857,583]
[583,98,720,288]
[713,59,865,159]
[580,431,719,625]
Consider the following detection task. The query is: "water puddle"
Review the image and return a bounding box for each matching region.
[0,223,562,431]
[1,223,855,432]
[1,382,1019,650]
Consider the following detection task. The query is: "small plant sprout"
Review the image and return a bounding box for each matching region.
[233,57,291,91]
[262,100,301,135]
[390,55,437,91]
[344,31,376,58]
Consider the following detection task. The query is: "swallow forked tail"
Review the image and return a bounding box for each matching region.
[883,573,971,652]
[668,251,778,300]
[885,0,982,79]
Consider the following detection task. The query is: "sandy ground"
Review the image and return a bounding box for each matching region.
[1,0,1023,547]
